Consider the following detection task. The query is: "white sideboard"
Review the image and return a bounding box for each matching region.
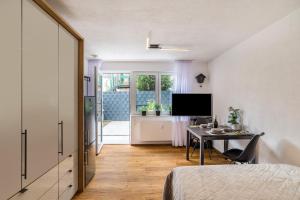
[130,115,174,144]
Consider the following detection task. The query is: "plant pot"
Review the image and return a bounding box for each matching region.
[156,111,161,116]
[231,124,241,131]
[141,111,147,116]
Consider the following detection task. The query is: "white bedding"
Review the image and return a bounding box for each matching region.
[163,164,300,200]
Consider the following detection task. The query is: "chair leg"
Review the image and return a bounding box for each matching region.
[207,141,212,160]
[191,142,197,157]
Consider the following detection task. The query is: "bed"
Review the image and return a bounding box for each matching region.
[163,164,300,200]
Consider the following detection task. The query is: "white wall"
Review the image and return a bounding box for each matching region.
[101,61,174,73]
[189,61,210,93]
[101,60,210,93]
[209,8,300,166]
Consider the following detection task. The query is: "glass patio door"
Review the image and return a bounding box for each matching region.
[102,73,130,144]
[95,66,103,155]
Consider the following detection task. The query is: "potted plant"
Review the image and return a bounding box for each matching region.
[155,103,161,116]
[140,106,147,116]
[146,100,156,112]
[228,106,241,130]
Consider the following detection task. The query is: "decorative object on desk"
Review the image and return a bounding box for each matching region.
[155,103,161,116]
[228,106,242,130]
[200,124,208,129]
[224,127,234,132]
[195,73,206,87]
[141,106,147,116]
[213,115,219,128]
[208,128,225,135]
[207,122,213,128]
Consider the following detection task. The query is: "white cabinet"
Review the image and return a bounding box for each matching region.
[11,152,78,200]
[11,166,59,200]
[0,1,79,199]
[58,153,78,198]
[130,115,173,144]
[22,0,59,187]
[0,0,22,199]
[58,26,78,161]
[58,25,78,199]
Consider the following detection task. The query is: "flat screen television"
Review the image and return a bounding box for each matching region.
[172,93,212,116]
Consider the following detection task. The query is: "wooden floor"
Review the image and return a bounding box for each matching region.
[73,145,230,200]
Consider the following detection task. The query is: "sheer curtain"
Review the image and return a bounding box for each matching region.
[172,60,193,147]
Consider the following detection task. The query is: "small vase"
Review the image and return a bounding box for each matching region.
[142,111,147,116]
[156,111,161,116]
[231,124,241,131]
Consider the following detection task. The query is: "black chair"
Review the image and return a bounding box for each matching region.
[190,117,213,159]
[191,137,213,159]
[223,132,265,164]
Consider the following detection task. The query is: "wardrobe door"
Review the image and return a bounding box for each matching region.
[22,0,59,187]
[58,25,78,161]
[0,0,22,199]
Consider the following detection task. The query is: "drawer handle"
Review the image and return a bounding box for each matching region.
[68,169,73,173]
[68,185,73,188]
[68,154,72,158]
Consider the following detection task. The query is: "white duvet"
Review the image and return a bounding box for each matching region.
[163,164,300,200]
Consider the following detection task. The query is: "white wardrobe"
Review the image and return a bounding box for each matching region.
[0,0,79,199]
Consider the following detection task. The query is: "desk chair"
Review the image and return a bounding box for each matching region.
[223,132,265,164]
[190,117,213,159]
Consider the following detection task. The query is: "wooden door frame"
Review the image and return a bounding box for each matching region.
[32,0,85,193]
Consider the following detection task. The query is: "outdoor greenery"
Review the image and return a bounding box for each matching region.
[161,75,173,91]
[136,75,173,91]
[136,75,156,91]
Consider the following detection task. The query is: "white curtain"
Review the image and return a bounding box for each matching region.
[172,60,193,147]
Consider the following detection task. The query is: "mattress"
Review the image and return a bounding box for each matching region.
[163,164,300,200]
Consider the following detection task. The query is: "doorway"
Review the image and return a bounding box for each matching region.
[101,73,130,144]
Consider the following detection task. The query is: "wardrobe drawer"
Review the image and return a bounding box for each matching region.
[59,184,77,200]
[59,154,74,178]
[11,165,58,200]
[59,168,74,196]
[39,183,58,200]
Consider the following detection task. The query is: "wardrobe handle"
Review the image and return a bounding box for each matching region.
[22,130,28,180]
[58,121,64,155]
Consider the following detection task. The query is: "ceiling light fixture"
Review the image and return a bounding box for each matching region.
[145,31,191,52]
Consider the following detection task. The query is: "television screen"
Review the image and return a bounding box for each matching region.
[172,93,212,116]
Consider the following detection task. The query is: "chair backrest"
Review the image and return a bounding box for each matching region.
[236,132,265,163]
[195,117,212,125]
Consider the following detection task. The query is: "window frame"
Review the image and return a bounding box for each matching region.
[159,72,176,114]
[131,71,175,115]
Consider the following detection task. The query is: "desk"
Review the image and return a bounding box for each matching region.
[186,126,254,165]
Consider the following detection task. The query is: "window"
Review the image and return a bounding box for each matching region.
[135,74,157,112]
[132,72,175,114]
[160,74,174,113]
[103,73,130,92]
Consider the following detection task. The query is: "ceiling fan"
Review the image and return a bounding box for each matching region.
[145,31,191,52]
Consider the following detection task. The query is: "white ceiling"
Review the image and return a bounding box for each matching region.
[47,0,300,61]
